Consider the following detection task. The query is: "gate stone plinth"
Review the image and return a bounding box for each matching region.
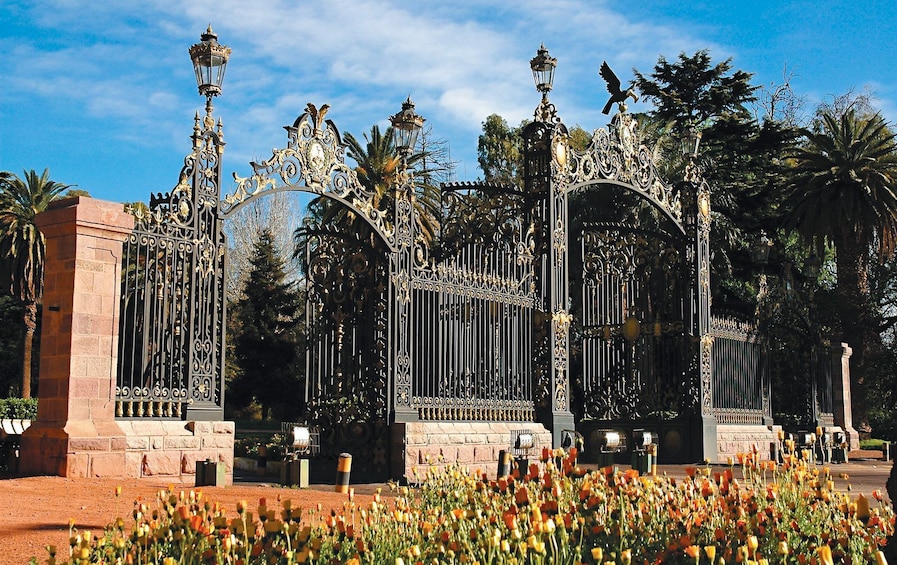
[20,197,134,477]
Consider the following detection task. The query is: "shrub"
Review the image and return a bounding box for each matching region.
[0,397,37,419]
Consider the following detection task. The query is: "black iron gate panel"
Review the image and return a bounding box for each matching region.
[116,113,227,420]
[710,314,770,424]
[408,230,537,421]
[575,224,691,420]
[300,226,391,477]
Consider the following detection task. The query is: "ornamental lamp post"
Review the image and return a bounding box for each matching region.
[530,43,557,98]
[189,25,231,114]
[750,231,773,267]
[681,125,703,159]
[389,97,425,162]
[530,44,558,122]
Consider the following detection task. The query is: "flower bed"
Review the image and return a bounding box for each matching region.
[34,449,893,564]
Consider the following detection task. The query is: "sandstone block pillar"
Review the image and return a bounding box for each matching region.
[832,343,860,451]
[20,197,134,477]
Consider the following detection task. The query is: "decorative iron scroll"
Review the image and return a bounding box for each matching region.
[220,104,395,250]
[564,113,681,223]
[301,224,390,433]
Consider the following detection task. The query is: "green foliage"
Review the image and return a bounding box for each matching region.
[478,114,524,186]
[0,294,25,396]
[229,229,304,422]
[0,396,37,418]
[784,109,897,424]
[635,51,799,305]
[0,169,68,399]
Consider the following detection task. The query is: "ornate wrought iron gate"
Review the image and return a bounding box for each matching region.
[522,109,715,462]
[116,60,718,473]
[117,113,227,421]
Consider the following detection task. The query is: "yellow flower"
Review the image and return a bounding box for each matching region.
[816,545,834,565]
[856,493,871,521]
[747,535,759,555]
[591,547,603,562]
[874,551,889,565]
[777,541,789,555]
[704,546,716,561]
[621,548,632,565]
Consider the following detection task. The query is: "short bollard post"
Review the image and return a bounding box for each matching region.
[257,443,268,476]
[497,450,511,478]
[335,453,352,493]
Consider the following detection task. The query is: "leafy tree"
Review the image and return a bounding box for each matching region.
[634,50,798,304]
[0,294,25,396]
[785,108,897,421]
[0,169,70,398]
[477,114,524,187]
[230,229,304,421]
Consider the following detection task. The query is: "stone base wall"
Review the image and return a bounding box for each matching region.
[391,422,552,482]
[118,420,235,483]
[716,424,781,462]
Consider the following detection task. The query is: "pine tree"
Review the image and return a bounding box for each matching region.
[230,229,304,420]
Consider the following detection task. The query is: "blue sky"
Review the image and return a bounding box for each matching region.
[1,1,895,205]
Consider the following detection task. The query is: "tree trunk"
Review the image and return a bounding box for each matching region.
[21,300,37,399]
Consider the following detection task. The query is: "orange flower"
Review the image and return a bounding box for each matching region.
[684,545,701,561]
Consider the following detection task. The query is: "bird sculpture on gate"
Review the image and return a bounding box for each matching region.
[599,61,639,114]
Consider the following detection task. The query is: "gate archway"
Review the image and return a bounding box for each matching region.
[521,110,715,463]
[116,102,405,478]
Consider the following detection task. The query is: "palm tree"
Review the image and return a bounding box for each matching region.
[0,169,71,398]
[785,108,897,419]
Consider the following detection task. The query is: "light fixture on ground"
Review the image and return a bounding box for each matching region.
[591,429,624,468]
[189,25,231,114]
[511,430,535,474]
[631,429,658,475]
[281,424,317,488]
[793,430,817,460]
[561,429,585,465]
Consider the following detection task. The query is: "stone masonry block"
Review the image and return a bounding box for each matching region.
[126,452,144,476]
[212,421,235,434]
[182,452,217,474]
[68,437,111,451]
[164,436,201,450]
[202,434,235,449]
[143,451,181,477]
[90,452,127,478]
[65,453,90,478]
[126,436,150,450]
[188,421,213,435]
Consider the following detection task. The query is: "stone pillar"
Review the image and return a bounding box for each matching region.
[831,343,860,451]
[20,197,134,477]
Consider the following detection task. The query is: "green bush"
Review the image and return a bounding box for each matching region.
[0,397,37,419]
